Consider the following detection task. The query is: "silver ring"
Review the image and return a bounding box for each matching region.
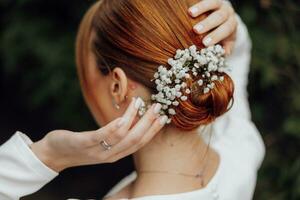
[100,140,112,151]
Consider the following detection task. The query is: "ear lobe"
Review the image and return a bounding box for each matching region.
[111,67,128,103]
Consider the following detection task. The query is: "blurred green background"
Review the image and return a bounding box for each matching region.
[0,0,299,199]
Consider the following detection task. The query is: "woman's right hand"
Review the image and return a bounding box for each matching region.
[188,0,237,55]
[30,97,167,172]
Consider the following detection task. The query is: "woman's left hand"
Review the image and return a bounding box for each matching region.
[188,0,237,55]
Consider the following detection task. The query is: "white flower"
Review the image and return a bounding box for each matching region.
[175,84,181,91]
[198,79,204,86]
[175,79,181,83]
[203,87,210,94]
[168,108,176,115]
[181,96,188,101]
[211,75,218,81]
[156,84,163,91]
[155,79,161,85]
[172,101,179,106]
[207,83,215,89]
[176,92,182,97]
[166,118,172,124]
[150,44,228,120]
[166,100,172,105]
[205,72,211,77]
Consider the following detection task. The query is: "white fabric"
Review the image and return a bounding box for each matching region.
[105,15,266,200]
[0,132,58,200]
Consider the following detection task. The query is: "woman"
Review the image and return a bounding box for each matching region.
[75,0,265,199]
[0,0,239,199]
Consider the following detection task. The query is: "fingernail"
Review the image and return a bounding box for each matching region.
[194,24,204,33]
[203,37,212,46]
[134,97,143,109]
[159,116,168,125]
[189,6,199,17]
[117,117,126,128]
[153,103,162,114]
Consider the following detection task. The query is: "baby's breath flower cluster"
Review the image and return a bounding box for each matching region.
[142,44,227,124]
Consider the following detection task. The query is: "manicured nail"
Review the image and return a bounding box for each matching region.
[194,23,204,33]
[134,97,143,109]
[203,37,212,46]
[153,103,162,114]
[159,116,168,125]
[189,6,199,17]
[131,97,136,102]
[117,117,126,128]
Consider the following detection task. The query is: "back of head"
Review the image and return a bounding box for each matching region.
[77,0,234,131]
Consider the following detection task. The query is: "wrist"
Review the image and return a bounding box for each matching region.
[30,138,67,173]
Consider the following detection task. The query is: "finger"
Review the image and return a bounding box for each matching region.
[222,33,236,56]
[72,117,124,147]
[103,103,162,158]
[188,0,222,18]
[128,103,162,136]
[76,97,141,147]
[110,115,168,162]
[193,5,229,34]
[202,15,237,47]
[119,97,144,131]
[95,97,143,147]
[223,40,234,56]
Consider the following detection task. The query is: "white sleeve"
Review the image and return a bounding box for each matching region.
[226,15,253,120]
[212,15,265,170]
[0,132,58,200]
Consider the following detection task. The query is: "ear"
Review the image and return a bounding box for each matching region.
[110,67,128,104]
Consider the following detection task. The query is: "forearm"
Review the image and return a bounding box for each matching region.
[30,138,68,173]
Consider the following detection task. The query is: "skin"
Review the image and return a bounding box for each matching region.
[30,0,237,181]
[31,98,167,172]
[189,0,237,54]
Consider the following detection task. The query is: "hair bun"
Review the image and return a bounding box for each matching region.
[172,73,234,131]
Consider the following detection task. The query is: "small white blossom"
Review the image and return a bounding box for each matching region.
[181,96,188,101]
[203,87,210,94]
[168,108,176,115]
[150,44,228,121]
[198,79,204,86]
[175,84,181,91]
[211,75,218,81]
[172,101,179,106]
[175,79,181,84]
[176,91,182,97]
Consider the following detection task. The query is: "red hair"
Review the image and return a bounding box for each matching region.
[76,0,234,131]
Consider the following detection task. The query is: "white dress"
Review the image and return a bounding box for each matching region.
[104,16,266,200]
